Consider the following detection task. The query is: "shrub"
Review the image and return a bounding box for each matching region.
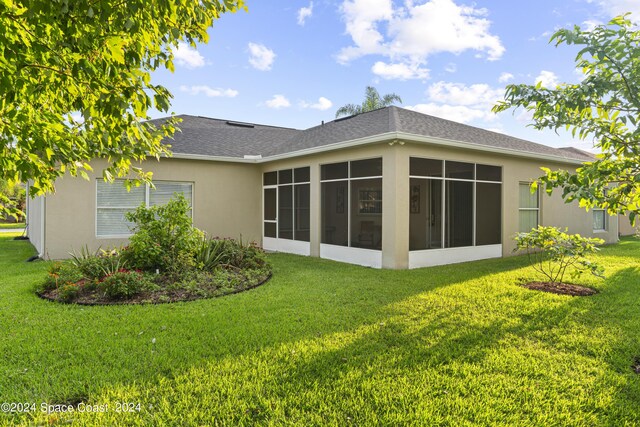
[69,246,127,280]
[216,237,268,270]
[122,195,203,272]
[514,226,605,284]
[59,283,80,302]
[195,238,227,271]
[41,262,83,292]
[98,269,151,300]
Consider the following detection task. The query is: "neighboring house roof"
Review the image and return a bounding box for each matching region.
[150,106,591,163]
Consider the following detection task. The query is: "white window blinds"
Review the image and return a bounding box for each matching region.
[96,181,144,237]
[96,180,193,237]
[519,183,539,232]
[150,182,193,206]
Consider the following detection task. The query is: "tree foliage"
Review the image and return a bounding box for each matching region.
[515,226,604,284]
[335,86,402,118]
[0,0,244,217]
[493,15,640,223]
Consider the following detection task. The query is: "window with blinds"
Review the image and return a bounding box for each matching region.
[519,183,539,232]
[96,180,193,237]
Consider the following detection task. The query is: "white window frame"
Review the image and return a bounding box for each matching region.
[593,208,607,231]
[96,180,194,239]
[409,158,503,250]
[518,182,540,232]
[320,157,383,250]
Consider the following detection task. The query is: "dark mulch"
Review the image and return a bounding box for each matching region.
[37,273,271,306]
[522,281,597,296]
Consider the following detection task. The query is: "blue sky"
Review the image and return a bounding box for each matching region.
[151,0,639,152]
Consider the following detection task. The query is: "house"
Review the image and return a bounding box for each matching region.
[26,106,618,269]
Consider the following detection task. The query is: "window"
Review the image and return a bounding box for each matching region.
[321,158,382,250]
[519,183,539,232]
[410,158,502,251]
[96,180,193,237]
[263,167,310,242]
[593,209,606,231]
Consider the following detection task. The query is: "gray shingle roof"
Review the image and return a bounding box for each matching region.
[151,107,591,162]
[151,115,300,158]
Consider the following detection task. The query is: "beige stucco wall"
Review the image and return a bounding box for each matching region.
[43,157,261,259]
[262,141,618,268]
[42,140,619,266]
[619,214,638,236]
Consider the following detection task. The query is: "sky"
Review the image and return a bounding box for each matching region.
[150,0,640,152]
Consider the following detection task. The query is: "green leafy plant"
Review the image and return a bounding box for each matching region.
[59,283,81,303]
[0,0,245,219]
[213,236,268,270]
[70,246,128,280]
[41,262,83,292]
[195,238,227,271]
[97,249,129,278]
[123,195,203,272]
[514,226,605,284]
[493,15,640,225]
[98,270,150,300]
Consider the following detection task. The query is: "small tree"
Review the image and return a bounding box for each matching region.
[493,15,640,225]
[515,226,604,284]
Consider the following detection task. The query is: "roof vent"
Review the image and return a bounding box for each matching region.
[226,121,255,128]
[243,154,262,160]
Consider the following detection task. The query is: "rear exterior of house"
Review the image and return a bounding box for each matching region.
[27,107,618,269]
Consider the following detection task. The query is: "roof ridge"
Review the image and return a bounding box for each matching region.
[396,107,578,158]
[153,114,302,131]
[388,106,400,132]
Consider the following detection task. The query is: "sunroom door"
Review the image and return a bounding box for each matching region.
[263,187,277,240]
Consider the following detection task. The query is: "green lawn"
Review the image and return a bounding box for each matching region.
[0,222,24,230]
[1,232,640,426]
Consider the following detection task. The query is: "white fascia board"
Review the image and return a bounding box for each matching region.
[167,153,260,163]
[165,132,585,166]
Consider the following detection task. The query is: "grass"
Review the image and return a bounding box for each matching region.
[0,222,24,230]
[1,232,640,426]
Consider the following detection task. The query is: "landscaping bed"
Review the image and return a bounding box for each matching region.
[38,267,271,305]
[36,195,271,305]
[521,281,597,296]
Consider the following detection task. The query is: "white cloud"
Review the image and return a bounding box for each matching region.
[445,62,457,73]
[581,19,602,31]
[248,43,276,71]
[173,42,205,69]
[301,96,333,110]
[297,2,313,25]
[337,0,504,75]
[594,0,640,20]
[427,81,503,106]
[535,70,560,88]
[516,109,534,123]
[498,72,514,83]
[406,80,505,124]
[179,85,238,98]
[406,103,494,123]
[528,30,552,42]
[265,95,291,109]
[371,61,429,80]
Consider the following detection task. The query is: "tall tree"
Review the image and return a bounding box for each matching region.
[493,14,640,224]
[0,0,244,218]
[335,86,402,118]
